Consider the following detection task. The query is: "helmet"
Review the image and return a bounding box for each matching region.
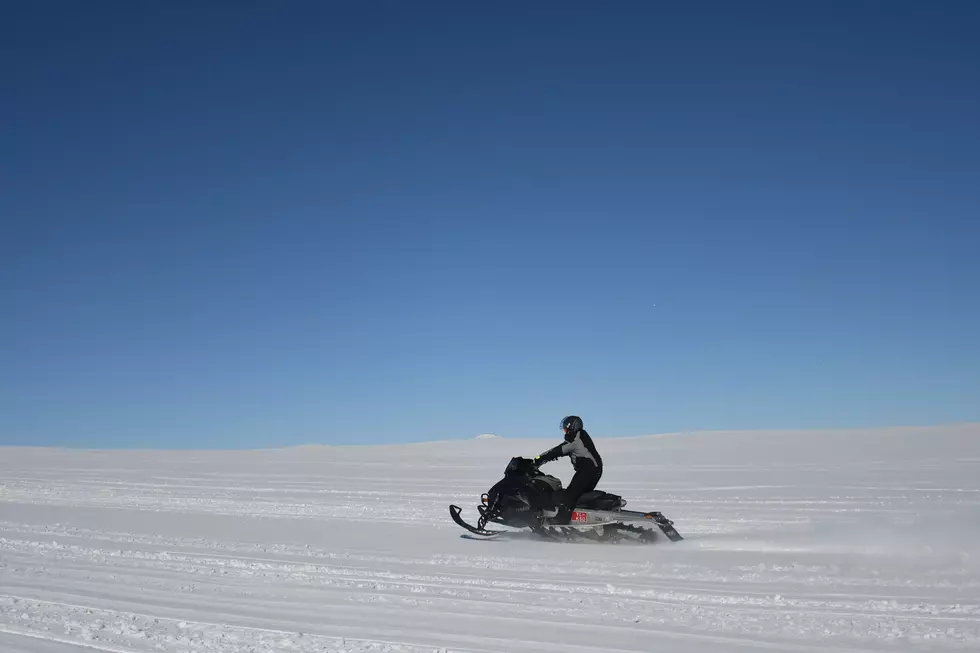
[559,415,583,433]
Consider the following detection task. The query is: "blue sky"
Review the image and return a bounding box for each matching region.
[2,2,978,448]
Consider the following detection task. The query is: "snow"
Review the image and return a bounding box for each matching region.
[1,424,979,652]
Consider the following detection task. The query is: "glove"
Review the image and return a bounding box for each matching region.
[533,453,555,467]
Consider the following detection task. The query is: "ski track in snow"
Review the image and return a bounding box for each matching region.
[1,425,979,652]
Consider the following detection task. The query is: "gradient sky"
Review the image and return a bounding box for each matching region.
[2,1,978,448]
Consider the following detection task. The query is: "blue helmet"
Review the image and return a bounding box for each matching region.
[560,415,583,433]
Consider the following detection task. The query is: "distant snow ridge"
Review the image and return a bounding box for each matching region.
[474,433,500,440]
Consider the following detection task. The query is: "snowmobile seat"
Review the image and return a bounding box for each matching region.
[575,490,625,510]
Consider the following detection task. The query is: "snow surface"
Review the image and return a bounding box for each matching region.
[1,424,979,652]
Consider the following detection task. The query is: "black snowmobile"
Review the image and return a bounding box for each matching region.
[449,456,683,543]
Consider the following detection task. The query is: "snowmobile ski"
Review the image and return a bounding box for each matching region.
[449,504,505,537]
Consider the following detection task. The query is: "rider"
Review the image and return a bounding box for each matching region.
[534,415,603,524]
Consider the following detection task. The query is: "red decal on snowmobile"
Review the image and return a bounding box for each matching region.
[571,511,588,522]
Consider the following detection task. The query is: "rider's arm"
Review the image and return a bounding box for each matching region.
[535,440,572,466]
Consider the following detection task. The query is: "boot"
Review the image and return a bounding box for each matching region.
[553,504,572,525]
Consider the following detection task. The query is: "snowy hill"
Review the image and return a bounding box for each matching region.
[1,424,979,652]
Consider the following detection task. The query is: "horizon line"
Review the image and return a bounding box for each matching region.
[2,421,977,453]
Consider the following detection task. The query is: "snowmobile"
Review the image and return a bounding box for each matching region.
[449,456,683,543]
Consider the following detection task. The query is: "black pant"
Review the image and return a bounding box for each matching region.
[555,461,602,523]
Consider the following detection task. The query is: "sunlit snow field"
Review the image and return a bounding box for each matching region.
[1,424,979,652]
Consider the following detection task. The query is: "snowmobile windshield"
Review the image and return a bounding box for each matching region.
[505,457,536,477]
